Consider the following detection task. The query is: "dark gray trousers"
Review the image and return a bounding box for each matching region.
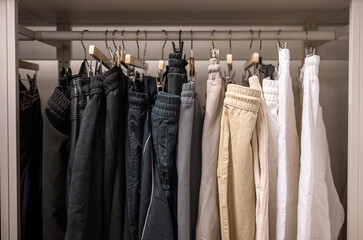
[42,86,70,240]
[176,82,203,240]
[66,76,104,240]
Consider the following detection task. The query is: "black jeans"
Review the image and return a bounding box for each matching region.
[141,91,180,240]
[151,91,180,203]
[124,89,148,240]
[66,76,105,240]
[42,86,71,240]
[19,81,43,240]
[101,66,128,239]
[67,77,90,198]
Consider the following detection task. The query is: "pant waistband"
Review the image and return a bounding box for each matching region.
[262,79,279,102]
[208,58,222,80]
[129,90,148,110]
[279,48,290,63]
[102,66,124,94]
[47,86,71,119]
[181,82,195,104]
[224,84,261,113]
[152,91,180,118]
[90,75,103,96]
[303,55,320,76]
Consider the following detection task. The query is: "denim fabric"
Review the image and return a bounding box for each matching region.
[67,77,90,198]
[151,91,180,202]
[19,80,43,240]
[43,86,70,240]
[138,104,153,240]
[140,153,174,240]
[101,66,127,239]
[124,90,148,240]
[149,91,180,239]
[138,76,158,239]
[66,75,105,240]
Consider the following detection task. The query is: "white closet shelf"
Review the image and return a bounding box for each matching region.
[18,0,348,25]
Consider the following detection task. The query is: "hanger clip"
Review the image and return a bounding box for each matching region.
[210,48,220,63]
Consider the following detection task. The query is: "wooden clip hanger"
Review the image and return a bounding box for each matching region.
[125,54,148,70]
[244,52,259,71]
[89,45,112,69]
[19,60,39,71]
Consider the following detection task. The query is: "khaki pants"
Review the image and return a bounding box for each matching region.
[217,83,261,240]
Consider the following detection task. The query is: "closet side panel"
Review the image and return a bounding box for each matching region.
[0,0,20,240]
[348,0,363,239]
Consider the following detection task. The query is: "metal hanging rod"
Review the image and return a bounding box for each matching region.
[19,29,338,41]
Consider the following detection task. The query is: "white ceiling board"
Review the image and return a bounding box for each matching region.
[19,0,349,25]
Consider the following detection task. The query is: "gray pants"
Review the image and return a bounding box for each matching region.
[177,82,203,240]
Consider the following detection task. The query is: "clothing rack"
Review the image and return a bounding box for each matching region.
[19,29,341,42]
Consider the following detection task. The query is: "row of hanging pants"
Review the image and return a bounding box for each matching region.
[42,47,344,240]
[42,45,205,240]
[196,49,344,240]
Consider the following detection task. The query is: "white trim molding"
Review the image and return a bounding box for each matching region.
[0,0,19,239]
[348,0,363,239]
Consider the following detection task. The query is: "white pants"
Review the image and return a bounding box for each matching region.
[262,78,279,240]
[297,55,345,240]
[263,48,300,240]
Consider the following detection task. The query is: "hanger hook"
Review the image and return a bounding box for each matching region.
[136,30,140,59]
[179,30,182,44]
[105,30,109,49]
[259,29,262,54]
[190,30,193,51]
[112,30,117,51]
[120,30,126,52]
[249,29,254,50]
[229,29,232,54]
[143,30,147,62]
[162,30,167,60]
[277,29,281,47]
[80,29,88,59]
[211,30,216,49]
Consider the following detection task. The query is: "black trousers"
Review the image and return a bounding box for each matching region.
[20,82,43,240]
[42,86,71,240]
[102,66,128,239]
[67,77,90,195]
[124,89,149,240]
[66,76,105,240]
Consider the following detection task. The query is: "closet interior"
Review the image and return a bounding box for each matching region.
[2,0,362,239]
